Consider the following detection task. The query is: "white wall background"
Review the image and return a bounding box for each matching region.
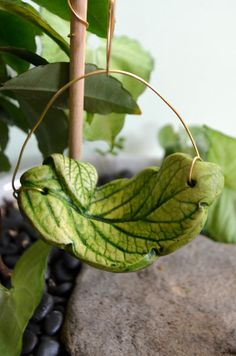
[6,0,236,168]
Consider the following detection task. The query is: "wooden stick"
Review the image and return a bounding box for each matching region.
[69,0,88,160]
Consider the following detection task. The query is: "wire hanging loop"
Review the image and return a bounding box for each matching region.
[11,69,202,197]
[67,0,89,28]
[106,0,116,73]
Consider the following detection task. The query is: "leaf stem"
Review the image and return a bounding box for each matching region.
[69,0,88,160]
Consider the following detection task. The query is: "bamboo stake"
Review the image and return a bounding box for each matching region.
[69,0,88,160]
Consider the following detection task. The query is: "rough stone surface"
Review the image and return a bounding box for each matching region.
[62,236,236,356]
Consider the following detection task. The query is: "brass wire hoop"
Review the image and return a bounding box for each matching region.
[12,0,202,197]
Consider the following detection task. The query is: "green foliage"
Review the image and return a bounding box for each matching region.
[2,62,140,115]
[158,125,235,244]
[33,0,109,38]
[18,153,223,272]
[0,0,69,56]
[85,36,154,148]
[0,11,39,73]
[0,240,51,356]
[0,46,48,67]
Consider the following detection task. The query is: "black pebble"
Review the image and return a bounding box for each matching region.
[116,169,133,179]
[3,242,19,255]
[36,337,60,356]
[53,260,74,283]
[17,232,31,250]
[33,293,54,322]
[22,329,38,354]
[0,232,10,246]
[44,310,63,336]
[62,252,81,270]
[3,255,18,268]
[48,248,62,265]
[27,321,42,335]
[97,173,113,186]
[49,282,73,297]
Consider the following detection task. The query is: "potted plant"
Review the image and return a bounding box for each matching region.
[0,0,234,355]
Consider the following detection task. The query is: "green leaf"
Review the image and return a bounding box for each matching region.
[203,126,236,243]
[85,36,154,145]
[40,9,69,63]
[0,120,8,150]
[158,124,210,159]
[33,0,108,38]
[87,0,109,38]
[0,240,51,356]
[0,95,28,132]
[0,46,48,67]
[1,62,140,115]
[17,97,68,158]
[18,153,223,272]
[0,56,8,83]
[0,151,10,172]
[0,0,69,56]
[84,113,125,144]
[0,10,38,73]
[158,124,236,244]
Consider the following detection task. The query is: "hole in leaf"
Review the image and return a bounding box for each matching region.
[188,179,196,188]
[41,187,49,195]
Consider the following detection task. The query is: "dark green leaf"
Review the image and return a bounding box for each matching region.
[0,95,28,132]
[18,97,68,158]
[0,151,10,172]
[1,62,140,115]
[0,240,51,356]
[0,120,8,150]
[18,153,223,272]
[0,46,48,67]
[33,0,108,38]
[0,57,8,83]
[0,10,38,73]
[0,0,69,56]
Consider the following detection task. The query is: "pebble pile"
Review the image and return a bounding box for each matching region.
[0,169,133,355]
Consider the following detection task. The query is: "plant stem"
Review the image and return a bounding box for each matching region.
[69,0,88,160]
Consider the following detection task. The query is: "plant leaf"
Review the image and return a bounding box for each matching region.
[0,95,28,132]
[1,62,140,115]
[0,46,48,67]
[0,240,51,356]
[0,10,39,73]
[0,0,69,56]
[17,97,68,158]
[203,126,236,243]
[0,120,8,150]
[0,151,10,172]
[158,124,236,244]
[0,11,40,73]
[18,153,223,272]
[85,36,154,145]
[33,0,108,38]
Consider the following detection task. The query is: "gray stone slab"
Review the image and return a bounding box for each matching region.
[62,235,236,356]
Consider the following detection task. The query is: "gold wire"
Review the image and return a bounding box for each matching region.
[188,155,202,185]
[13,187,45,199]
[12,0,201,195]
[11,69,201,194]
[106,0,116,73]
[67,0,89,28]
